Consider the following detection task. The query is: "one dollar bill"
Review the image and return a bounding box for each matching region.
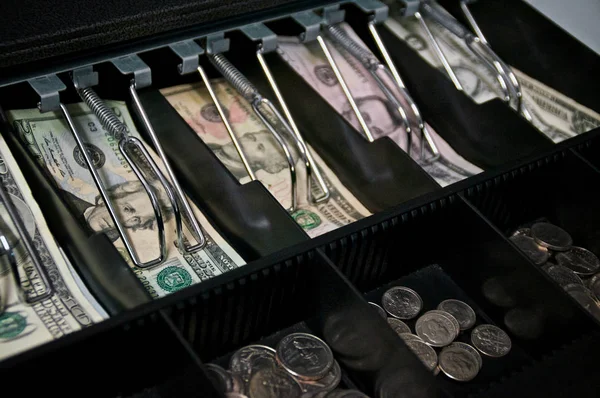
[8,102,246,299]
[161,79,372,238]
[0,134,106,361]
[384,12,600,143]
[276,23,483,187]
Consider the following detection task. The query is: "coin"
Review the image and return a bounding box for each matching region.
[369,302,387,319]
[387,317,411,335]
[588,273,600,301]
[510,227,531,237]
[404,339,438,371]
[544,264,583,288]
[531,222,573,251]
[399,333,423,342]
[248,368,302,398]
[206,364,233,394]
[296,360,341,395]
[438,299,477,331]
[382,286,423,319]
[556,247,600,276]
[449,342,482,370]
[229,345,277,385]
[471,324,511,357]
[225,394,248,398]
[427,310,460,338]
[438,345,480,382]
[415,312,458,347]
[276,333,334,381]
[509,234,549,265]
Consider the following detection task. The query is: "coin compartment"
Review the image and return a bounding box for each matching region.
[0,310,220,397]
[367,23,554,171]
[438,0,600,113]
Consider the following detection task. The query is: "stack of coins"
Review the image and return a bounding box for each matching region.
[370,286,512,382]
[509,222,600,319]
[207,332,370,398]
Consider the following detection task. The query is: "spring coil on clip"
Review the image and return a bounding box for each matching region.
[209,54,259,103]
[325,24,380,70]
[77,87,128,140]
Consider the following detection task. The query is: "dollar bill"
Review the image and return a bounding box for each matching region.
[384,11,600,143]
[276,23,482,187]
[0,134,106,361]
[161,79,372,238]
[8,102,246,300]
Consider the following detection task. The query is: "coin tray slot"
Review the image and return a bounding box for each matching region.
[438,0,600,112]
[370,25,554,170]
[573,127,600,171]
[0,311,219,398]
[364,264,532,397]
[159,249,443,397]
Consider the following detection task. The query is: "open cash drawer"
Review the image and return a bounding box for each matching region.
[1,0,600,397]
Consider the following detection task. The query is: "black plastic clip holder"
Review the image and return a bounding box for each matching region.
[373,6,554,169]
[4,75,151,314]
[131,40,308,261]
[0,166,53,315]
[256,10,439,212]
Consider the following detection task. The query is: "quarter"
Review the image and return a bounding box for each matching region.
[276,333,334,381]
[248,368,302,398]
[531,222,573,251]
[229,345,277,385]
[556,247,600,276]
[544,264,583,288]
[509,234,549,265]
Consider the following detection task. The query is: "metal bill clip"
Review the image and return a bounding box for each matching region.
[0,79,55,313]
[401,0,531,120]
[346,0,440,162]
[240,24,330,204]
[69,63,204,269]
[171,36,299,213]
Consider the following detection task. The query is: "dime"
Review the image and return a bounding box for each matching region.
[510,227,531,237]
[369,302,387,319]
[509,234,549,265]
[531,222,573,251]
[438,345,480,382]
[449,342,482,370]
[382,286,423,319]
[415,312,458,347]
[556,247,600,276]
[471,324,511,357]
[276,333,334,381]
[296,360,341,395]
[404,339,438,371]
[387,317,411,335]
[229,345,277,385]
[399,333,423,342]
[438,299,477,331]
[427,310,460,338]
[248,368,302,398]
[544,264,583,288]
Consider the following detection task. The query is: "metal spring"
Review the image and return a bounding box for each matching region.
[208,53,258,103]
[325,24,380,69]
[77,87,128,141]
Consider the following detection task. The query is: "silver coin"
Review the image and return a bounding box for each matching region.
[531,222,573,251]
[276,333,334,381]
[382,286,423,319]
[588,273,600,301]
[471,324,512,357]
[326,389,370,398]
[387,317,411,336]
[510,227,531,237]
[369,302,387,319]
[544,264,583,288]
[229,345,277,385]
[404,339,438,371]
[399,333,423,342]
[206,364,233,394]
[427,310,460,339]
[556,247,600,276]
[296,359,341,395]
[415,312,458,347]
[449,342,482,370]
[226,394,248,398]
[509,234,549,265]
[438,299,477,331]
[248,368,302,398]
[438,345,480,382]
